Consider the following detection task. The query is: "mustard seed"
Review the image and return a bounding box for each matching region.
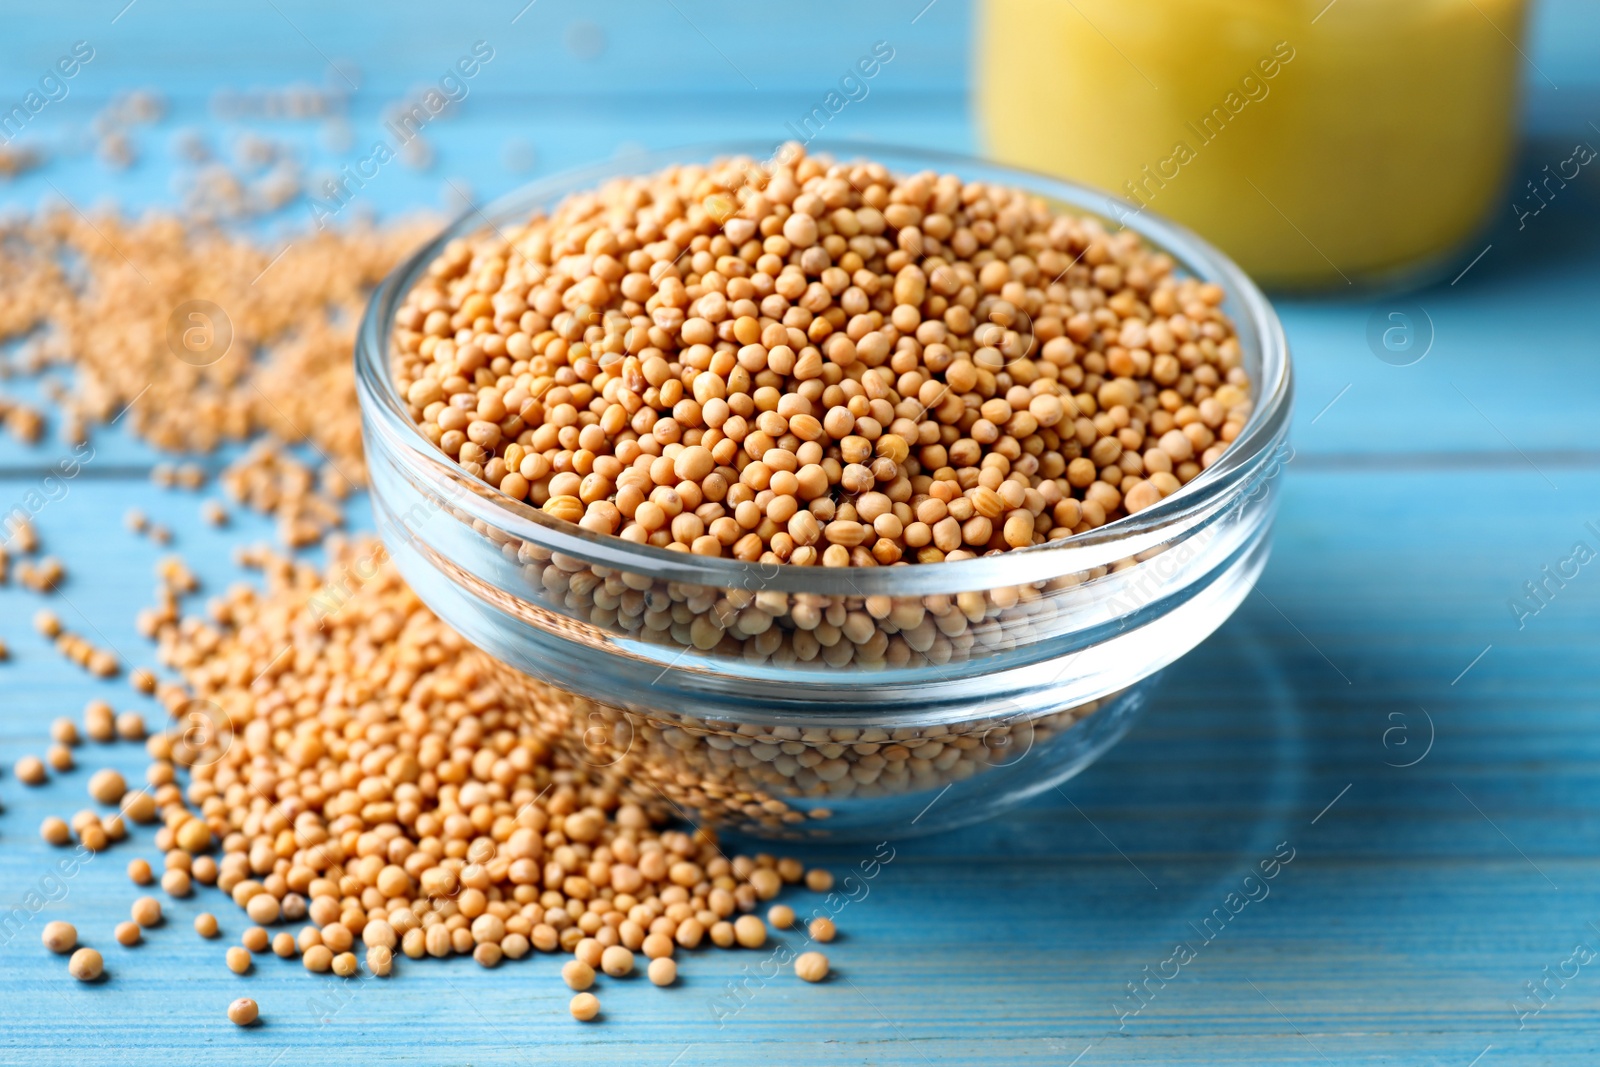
[161,868,192,897]
[116,920,142,947]
[794,950,830,982]
[767,905,796,930]
[50,717,80,745]
[562,960,595,991]
[805,869,834,893]
[734,915,768,949]
[83,701,114,742]
[115,710,146,740]
[367,944,394,976]
[274,932,298,959]
[87,767,126,805]
[120,790,157,823]
[225,945,252,974]
[14,755,47,785]
[569,992,600,1022]
[39,816,72,846]
[332,951,358,976]
[68,947,103,981]
[46,745,74,772]
[42,921,77,954]
[194,913,219,938]
[227,997,259,1026]
[34,609,62,638]
[302,944,333,972]
[647,957,677,987]
[600,945,635,978]
[808,917,836,943]
[241,926,270,953]
[131,896,162,927]
[128,858,153,885]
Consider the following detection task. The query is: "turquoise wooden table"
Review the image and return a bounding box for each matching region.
[3,3,1599,1064]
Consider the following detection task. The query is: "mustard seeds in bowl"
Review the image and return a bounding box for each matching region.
[357,143,1293,838]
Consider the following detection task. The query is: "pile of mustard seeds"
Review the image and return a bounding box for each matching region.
[27,538,842,1020]
[0,209,431,482]
[394,145,1253,567]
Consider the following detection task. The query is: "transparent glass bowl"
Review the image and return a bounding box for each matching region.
[355,144,1293,840]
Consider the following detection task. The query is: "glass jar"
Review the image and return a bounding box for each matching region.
[355,144,1294,840]
[976,0,1530,291]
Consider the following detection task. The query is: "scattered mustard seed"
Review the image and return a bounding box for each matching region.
[647,957,677,987]
[115,920,142,947]
[225,946,252,974]
[227,997,259,1027]
[734,915,768,949]
[600,945,635,978]
[569,992,600,1022]
[87,767,126,805]
[768,904,796,930]
[41,921,77,954]
[562,960,595,991]
[68,947,103,981]
[131,896,162,927]
[808,917,836,943]
[194,913,219,938]
[794,950,830,982]
[40,816,72,846]
[83,701,115,742]
[15,755,48,785]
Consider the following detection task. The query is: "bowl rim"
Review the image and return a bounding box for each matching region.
[356,139,1293,598]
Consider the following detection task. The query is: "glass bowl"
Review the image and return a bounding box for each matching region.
[354,143,1293,840]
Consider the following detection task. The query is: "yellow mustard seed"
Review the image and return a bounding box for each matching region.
[562,960,595,991]
[225,946,252,974]
[794,950,830,982]
[808,917,837,943]
[734,915,767,949]
[42,921,77,954]
[116,920,142,947]
[600,945,635,978]
[647,957,677,987]
[68,947,103,981]
[131,896,162,927]
[569,992,600,1022]
[87,767,126,805]
[14,755,47,786]
[194,913,220,938]
[227,997,259,1026]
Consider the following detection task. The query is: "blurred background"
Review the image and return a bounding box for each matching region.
[4,0,1597,291]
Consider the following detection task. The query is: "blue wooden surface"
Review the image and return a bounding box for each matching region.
[2,3,1600,1064]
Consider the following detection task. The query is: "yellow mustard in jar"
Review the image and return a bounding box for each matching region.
[976,0,1530,290]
